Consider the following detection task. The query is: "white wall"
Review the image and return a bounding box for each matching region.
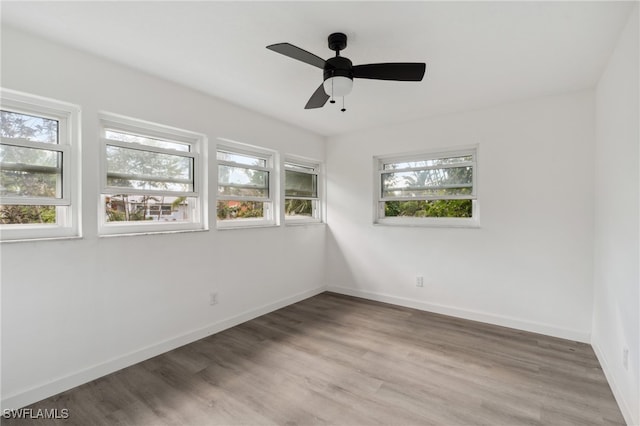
[326,90,596,342]
[0,27,326,409]
[593,6,640,425]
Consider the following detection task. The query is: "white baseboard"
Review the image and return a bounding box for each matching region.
[1,286,326,410]
[592,341,638,426]
[327,285,591,343]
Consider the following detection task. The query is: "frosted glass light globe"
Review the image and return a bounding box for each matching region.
[323,76,353,97]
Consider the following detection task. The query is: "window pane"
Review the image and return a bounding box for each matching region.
[0,145,61,198]
[382,167,472,196]
[1,110,58,144]
[104,195,195,222]
[285,170,317,198]
[106,145,193,192]
[105,130,189,152]
[217,150,266,167]
[217,200,265,220]
[218,165,268,197]
[0,144,59,167]
[285,199,313,217]
[0,205,57,224]
[383,155,472,170]
[384,200,472,218]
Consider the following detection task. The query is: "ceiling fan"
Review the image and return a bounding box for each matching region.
[267,32,426,111]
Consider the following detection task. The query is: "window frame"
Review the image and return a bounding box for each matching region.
[216,139,278,229]
[283,156,323,225]
[0,89,81,242]
[98,112,207,236]
[374,145,479,228]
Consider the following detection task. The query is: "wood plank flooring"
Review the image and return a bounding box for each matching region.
[4,292,625,425]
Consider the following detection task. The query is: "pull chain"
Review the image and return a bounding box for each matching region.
[329,77,336,104]
[341,97,346,112]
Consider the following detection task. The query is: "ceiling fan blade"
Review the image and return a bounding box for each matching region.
[266,43,326,69]
[305,84,330,109]
[353,63,426,81]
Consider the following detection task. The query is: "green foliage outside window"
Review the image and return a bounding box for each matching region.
[0,205,56,224]
[217,201,264,220]
[384,199,472,218]
[285,199,312,216]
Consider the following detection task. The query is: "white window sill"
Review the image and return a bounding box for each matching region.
[216,222,279,231]
[285,220,325,227]
[0,235,83,244]
[99,228,208,238]
[374,218,481,228]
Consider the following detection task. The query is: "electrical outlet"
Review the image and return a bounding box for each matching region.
[623,347,629,370]
[209,292,218,306]
[416,276,424,287]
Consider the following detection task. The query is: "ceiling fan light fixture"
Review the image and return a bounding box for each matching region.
[323,76,353,97]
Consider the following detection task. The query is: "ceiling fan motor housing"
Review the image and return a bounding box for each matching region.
[324,56,353,82]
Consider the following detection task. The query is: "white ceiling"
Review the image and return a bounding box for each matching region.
[1,1,635,136]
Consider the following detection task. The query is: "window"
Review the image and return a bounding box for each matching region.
[216,141,276,228]
[284,158,322,223]
[375,146,478,227]
[99,113,206,235]
[0,89,80,241]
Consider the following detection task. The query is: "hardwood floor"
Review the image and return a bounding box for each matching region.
[5,292,625,425]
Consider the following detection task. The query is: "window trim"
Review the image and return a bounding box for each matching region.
[283,155,324,225]
[373,145,479,228]
[98,112,207,236]
[0,89,81,242]
[216,138,278,229]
